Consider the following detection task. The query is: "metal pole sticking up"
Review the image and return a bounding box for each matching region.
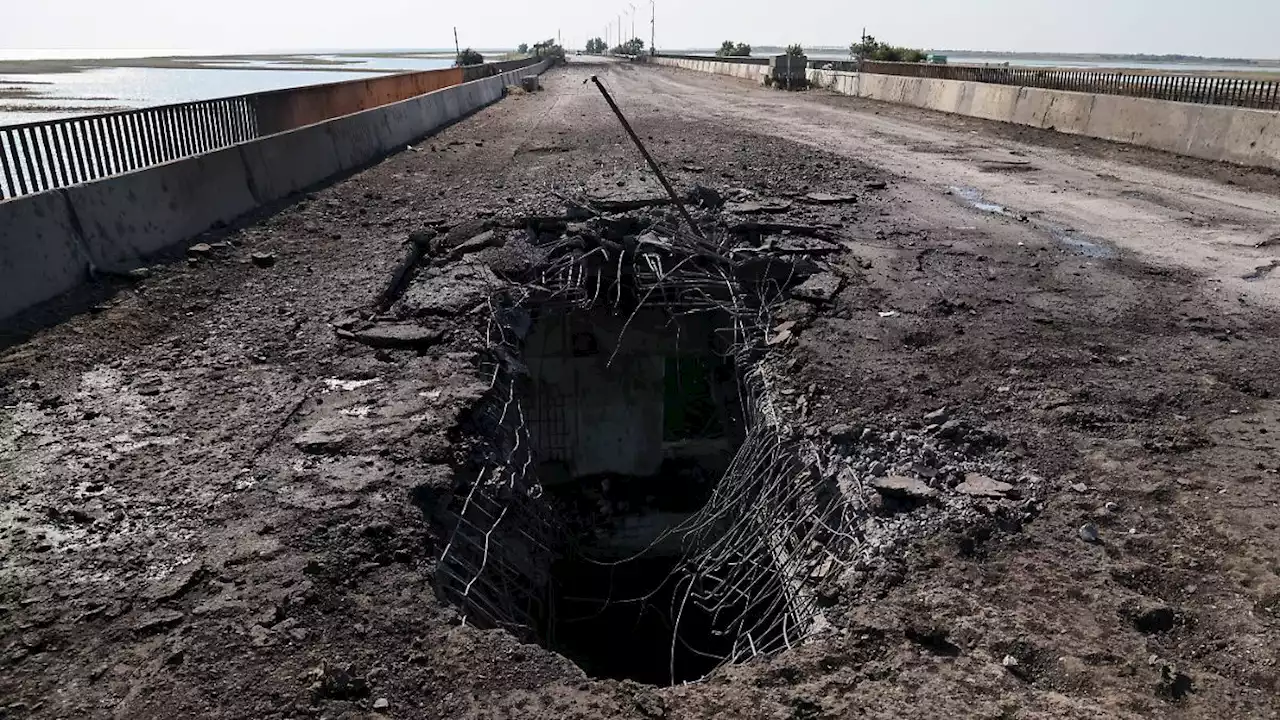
[454,27,461,59]
[587,75,704,240]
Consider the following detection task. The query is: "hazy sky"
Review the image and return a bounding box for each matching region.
[4,0,1277,58]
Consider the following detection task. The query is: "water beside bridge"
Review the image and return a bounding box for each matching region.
[0,54,456,126]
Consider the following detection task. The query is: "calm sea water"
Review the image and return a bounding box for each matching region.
[0,55,455,126]
[799,51,1280,73]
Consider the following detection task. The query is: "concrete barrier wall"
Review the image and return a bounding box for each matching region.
[828,70,1280,170]
[647,56,765,83]
[0,193,86,321]
[255,67,467,135]
[0,60,552,321]
[646,57,1280,171]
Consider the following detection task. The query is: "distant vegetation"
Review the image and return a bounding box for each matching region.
[517,43,529,55]
[454,48,484,66]
[530,39,566,60]
[612,38,646,56]
[585,38,607,54]
[716,41,752,57]
[850,36,926,63]
[786,44,805,57]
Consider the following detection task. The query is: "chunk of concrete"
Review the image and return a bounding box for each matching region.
[871,475,937,500]
[348,324,445,350]
[955,473,1013,498]
[791,272,843,303]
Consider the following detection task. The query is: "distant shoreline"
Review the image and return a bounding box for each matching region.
[0,52,470,76]
[681,47,1280,67]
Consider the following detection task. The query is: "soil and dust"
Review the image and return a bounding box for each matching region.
[1,57,1278,719]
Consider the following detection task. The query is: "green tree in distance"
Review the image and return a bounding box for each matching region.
[850,35,926,63]
[454,48,484,66]
[716,41,752,57]
[612,37,645,55]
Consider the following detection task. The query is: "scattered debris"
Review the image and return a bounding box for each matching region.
[1078,523,1101,544]
[309,663,370,701]
[767,321,797,346]
[725,198,793,214]
[686,184,724,208]
[803,192,858,204]
[955,473,1013,498]
[186,243,212,258]
[790,272,843,303]
[443,229,506,261]
[294,419,351,455]
[1157,664,1194,701]
[342,324,445,350]
[147,562,206,603]
[871,475,938,500]
[250,252,277,268]
[134,610,184,635]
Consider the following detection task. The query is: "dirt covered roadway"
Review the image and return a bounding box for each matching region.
[2,56,1280,719]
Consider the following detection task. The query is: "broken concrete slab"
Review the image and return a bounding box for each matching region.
[346,324,445,350]
[790,272,843,303]
[444,229,506,261]
[294,418,352,455]
[584,173,671,211]
[803,192,858,204]
[725,199,793,214]
[872,475,937,500]
[955,473,1014,498]
[147,562,207,603]
[395,264,499,317]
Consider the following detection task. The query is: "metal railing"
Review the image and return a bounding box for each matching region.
[810,59,1280,111]
[1,97,257,200]
[0,56,542,202]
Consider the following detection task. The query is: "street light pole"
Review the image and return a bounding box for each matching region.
[650,0,655,55]
[630,3,636,47]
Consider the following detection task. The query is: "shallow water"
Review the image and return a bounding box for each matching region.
[0,55,454,126]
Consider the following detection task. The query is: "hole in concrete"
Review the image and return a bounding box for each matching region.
[433,303,799,685]
[428,207,850,687]
[522,306,790,685]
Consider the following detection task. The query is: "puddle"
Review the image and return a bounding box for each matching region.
[1047,227,1116,259]
[948,186,1116,259]
[949,186,1014,217]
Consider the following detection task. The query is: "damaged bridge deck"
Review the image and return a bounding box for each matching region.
[2,57,1280,719]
